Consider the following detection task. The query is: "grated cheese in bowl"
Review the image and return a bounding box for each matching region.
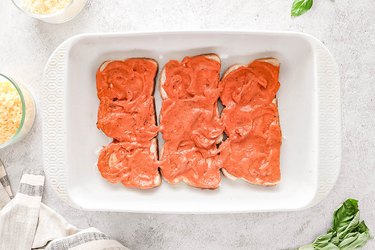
[0,81,23,144]
[21,0,72,15]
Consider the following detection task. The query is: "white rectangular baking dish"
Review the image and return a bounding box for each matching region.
[42,31,341,213]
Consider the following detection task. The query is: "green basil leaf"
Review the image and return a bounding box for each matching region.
[338,232,361,248]
[299,199,372,250]
[337,211,360,239]
[333,199,359,233]
[313,232,333,248]
[338,230,371,250]
[358,221,369,233]
[291,0,313,17]
[319,243,340,250]
[298,244,315,250]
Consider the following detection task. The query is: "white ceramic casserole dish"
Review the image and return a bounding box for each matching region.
[42,31,341,213]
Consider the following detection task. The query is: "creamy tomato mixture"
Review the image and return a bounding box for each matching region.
[219,60,282,185]
[97,141,159,189]
[96,59,160,189]
[159,55,224,189]
[96,56,282,189]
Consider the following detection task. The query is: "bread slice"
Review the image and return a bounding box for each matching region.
[159,53,223,149]
[99,58,159,72]
[97,58,161,189]
[222,57,279,79]
[220,57,281,186]
[95,137,159,187]
[97,57,159,137]
[98,58,158,96]
[159,54,223,189]
[97,139,161,189]
[159,53,221,100]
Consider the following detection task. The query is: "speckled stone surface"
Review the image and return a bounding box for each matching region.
[0,0,374,249]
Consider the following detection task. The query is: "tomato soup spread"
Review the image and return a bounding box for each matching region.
[219,59,282,185]
[98,141,159,189]
[97,96,158,142]
[96,59,160,189]
[160,55,224,188]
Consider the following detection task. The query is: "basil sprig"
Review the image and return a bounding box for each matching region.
[299,199,372,250]
[291,0,313,16]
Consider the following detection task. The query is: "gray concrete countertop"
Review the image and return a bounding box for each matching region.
[1,0,374,249]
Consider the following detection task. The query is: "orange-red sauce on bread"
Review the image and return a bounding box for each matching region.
[219,60,282,185]
[160,55,224,188]
[96,59,160,189]
[97,96,158,142]
[97,141,159,189]
[96,59,156,100]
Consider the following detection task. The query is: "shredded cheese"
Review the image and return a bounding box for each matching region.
[21,0,72,15]
[0,81,22,144]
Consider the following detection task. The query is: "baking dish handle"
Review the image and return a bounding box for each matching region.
[42,40,79,208]
[307,36,341,207]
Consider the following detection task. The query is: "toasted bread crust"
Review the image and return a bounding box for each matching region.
[222,64,245,79]
[221,169,279,186]
[256,57,280,67]
[221,57,279,80]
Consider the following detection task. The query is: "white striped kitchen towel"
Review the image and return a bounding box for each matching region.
[45,227,128,250]
[0,158,13,208]
[32,203,80,248]
[32,205,128,250]
[0,169,45,250]
[0,169,129,250]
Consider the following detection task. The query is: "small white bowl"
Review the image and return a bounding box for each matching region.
[11,0,88,24]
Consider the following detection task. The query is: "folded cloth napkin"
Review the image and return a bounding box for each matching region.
[0,165,129,250]
[0,159,13,208]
